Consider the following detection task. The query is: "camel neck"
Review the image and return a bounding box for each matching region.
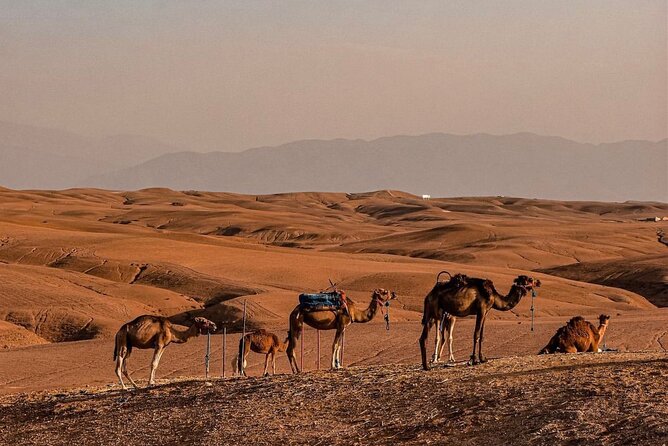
[169,323,200,343]
[492,285,527,311]
[351,296,380,323]
[597,323,608,340]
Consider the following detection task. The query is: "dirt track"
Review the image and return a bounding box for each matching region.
[1,352,666,446]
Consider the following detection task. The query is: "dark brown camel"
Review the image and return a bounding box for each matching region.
[233,329,289,376]
[539,314,610,354]
[113,315,216,389]
[420,275,541,370]
[286,288,396,372]
[421,272,469,365]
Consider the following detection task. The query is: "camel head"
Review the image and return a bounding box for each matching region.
[372,288,397,303]
[193,317,217,334]
[599,314,611,326]
[513,275,541,291]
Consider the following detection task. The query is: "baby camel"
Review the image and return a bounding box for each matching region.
[539,314,610,354]
[233,329,289,377]
[113,315,216,389]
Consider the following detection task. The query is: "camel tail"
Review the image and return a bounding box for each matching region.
[113,325,131,361]
[288,307,303,340]
[421,293,432,326]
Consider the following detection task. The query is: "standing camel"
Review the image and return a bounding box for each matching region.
[539,314,610,354]
[286,288,397,373]
[420,275,541,370]
[422,271,469,365]
[233,329,289,377]
[113,315,217,389]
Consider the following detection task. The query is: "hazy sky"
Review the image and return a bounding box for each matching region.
[1,1,666,151]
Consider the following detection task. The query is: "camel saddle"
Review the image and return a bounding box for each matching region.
[299,291,347,312]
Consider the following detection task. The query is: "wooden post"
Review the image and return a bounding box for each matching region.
[300,326,305,372]
[239,300,247,375]
[316,330,321,370]
[205,331,211,379]
[222,326,227,378]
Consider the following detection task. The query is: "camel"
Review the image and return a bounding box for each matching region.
[539,314,610,354]
[113,315,217,389]
[233,329,289,377]
[286,288,397,373]
[420,274,541,370]
[421,272,469,365]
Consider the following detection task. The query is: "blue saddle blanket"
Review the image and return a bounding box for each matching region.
[299,292,343,310]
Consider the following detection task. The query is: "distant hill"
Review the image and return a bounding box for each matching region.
[85,133,667,202]
[1,122,665,201]
[0,121,181,189]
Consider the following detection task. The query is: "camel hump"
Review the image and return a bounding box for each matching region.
[482,279,495,294]
[567,316,585,325]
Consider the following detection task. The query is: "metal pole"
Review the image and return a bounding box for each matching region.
[205,331,211,379]
[341,330,345,367]
[240,300,247,375]
[300,326,304,372]
[531,290,536,332]
[316,330,321,370]
[222,326,227,378]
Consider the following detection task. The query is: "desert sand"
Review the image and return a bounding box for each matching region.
[0,187,666,444]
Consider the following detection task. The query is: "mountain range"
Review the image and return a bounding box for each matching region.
[1,121,666,201]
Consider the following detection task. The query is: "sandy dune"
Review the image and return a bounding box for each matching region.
[0,187,666,394]
[0,187,666,445]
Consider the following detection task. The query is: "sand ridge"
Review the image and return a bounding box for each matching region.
[0,187,665,394]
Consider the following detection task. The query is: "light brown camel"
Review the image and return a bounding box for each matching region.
[539,314,610,354]
[420,275,541,370]
[113,315,217,389]
[422,271,469,365]
[233,329,289,377]
[286,288,396,373]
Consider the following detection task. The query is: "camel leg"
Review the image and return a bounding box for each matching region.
[148,346,165,386]
[263,353,270,377]
[562,345,578,353]
[445,316,456,363]
[478,313,488,363]
[271,351,276,375]
[287,311,303,374]
[432,314,445,363]
[286,330,301,374]
[419,319,434,371]
[122,350,139,389]
[332,328,343,370]
[287,342,300,374]
[115,354,126,390]
[469,314,483,366]
[241,344,250,377]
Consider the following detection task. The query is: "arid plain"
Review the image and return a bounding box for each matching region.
[0,187,666,444]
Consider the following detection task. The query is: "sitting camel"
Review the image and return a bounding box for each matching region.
[420,275,541,370]
[287,288,397,373]
[113,315,216,389]
[539,314,610,354]
[233,329,289,377]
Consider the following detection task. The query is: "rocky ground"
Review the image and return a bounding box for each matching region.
[1,352,666,446]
